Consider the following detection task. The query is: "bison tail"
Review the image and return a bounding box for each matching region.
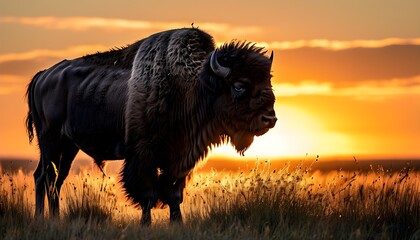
[26,71,43,143]
[26,110,34,144]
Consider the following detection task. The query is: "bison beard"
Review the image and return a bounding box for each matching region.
[231,131,255,155]
[26,27,276,225]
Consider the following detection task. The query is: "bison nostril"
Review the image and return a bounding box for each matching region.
[261,115,277,128]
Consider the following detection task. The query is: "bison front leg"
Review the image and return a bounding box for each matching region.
[136,171,158,226]
[159,174,187,223]
[122,151,159,226]
[140,191,155,226]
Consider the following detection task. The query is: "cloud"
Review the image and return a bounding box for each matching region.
[0,16,261,36]
[4,16,419,51]
[0,45,110,64]
[0,75,27,95]
[334,76,420,100]
[274,45,420,84]
[273,82,332,96]
[257,38,420,51]
[273,76,420,99]
[1,42,420,89]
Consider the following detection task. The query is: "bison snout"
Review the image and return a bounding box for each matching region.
[253,113,277,136]
[261,114,277,129]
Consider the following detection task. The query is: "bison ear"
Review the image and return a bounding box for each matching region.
[210,50,231,78]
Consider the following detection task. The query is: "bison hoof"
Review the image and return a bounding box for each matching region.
[140,211,152,226]
[170,211,183,223]
[140,217,151,226]
[171,215,182,224]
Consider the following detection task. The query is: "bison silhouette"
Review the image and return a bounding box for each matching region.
[26,28,276,225]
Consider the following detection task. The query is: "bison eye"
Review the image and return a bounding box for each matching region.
[232,82,246,97]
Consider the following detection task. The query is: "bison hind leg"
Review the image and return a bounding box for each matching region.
[46,161,59,216]
[48,136,79,216]
[34,134,79,218]
[34,161,46,218]
[34,153,59,217]
[34,132,62,217]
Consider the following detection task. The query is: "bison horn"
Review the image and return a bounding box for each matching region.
[210,50,231,78]
[269,51,274,68]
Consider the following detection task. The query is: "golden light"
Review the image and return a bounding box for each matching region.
[211,103,355,160]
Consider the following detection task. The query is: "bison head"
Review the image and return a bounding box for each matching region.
[201,42,277,155]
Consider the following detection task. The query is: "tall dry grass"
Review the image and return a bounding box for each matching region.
[0,159,419,239]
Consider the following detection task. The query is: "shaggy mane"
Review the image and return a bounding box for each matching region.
[219,41,267,55]
[82,40,143,69]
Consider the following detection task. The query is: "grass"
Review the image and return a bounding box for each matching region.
[0,158,419,239]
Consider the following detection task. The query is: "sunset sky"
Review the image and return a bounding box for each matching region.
[0,0,419,161]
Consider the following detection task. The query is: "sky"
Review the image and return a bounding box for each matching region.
[0,0,419,161]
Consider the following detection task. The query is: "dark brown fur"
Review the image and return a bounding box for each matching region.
[26,28,276,224]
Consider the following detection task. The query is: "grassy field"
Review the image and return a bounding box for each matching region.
[0,158,419,239]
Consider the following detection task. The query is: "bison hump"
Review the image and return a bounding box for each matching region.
[166,28,215,82]
[132,28,215,89]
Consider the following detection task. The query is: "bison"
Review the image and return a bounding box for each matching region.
[26,28,277,225]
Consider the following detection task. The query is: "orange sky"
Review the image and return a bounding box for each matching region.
[0,1,419,160]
